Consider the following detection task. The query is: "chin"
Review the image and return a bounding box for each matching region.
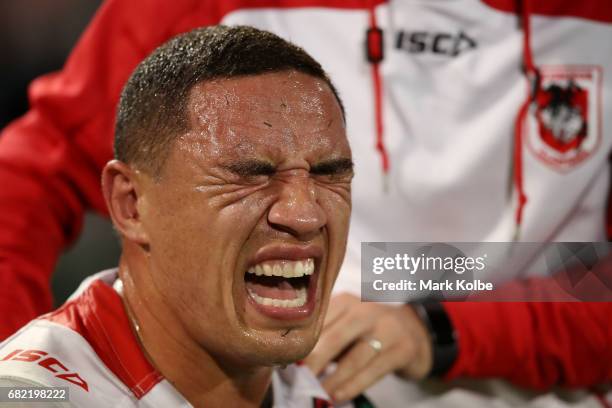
[236,330,318,368]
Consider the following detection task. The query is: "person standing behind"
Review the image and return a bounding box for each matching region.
[0,0,610,406]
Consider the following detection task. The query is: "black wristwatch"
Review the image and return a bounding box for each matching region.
[411,300,458,377]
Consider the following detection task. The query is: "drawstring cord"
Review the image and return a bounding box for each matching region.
[366,3,389,192]
[513,0,538,241]
[365,0,535,229]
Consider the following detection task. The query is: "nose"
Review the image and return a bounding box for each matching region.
[267,175,327,240]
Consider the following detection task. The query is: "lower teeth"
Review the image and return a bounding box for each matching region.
[248,287,307,308]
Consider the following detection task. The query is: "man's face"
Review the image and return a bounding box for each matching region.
[138,71,352,367]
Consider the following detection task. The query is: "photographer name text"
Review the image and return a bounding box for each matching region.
[372,279,494,292]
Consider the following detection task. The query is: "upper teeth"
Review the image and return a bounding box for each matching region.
[247,259,314,278]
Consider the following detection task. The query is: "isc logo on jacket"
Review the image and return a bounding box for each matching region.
[395,30,477,57]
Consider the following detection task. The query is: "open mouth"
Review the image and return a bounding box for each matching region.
[244,258,316,318]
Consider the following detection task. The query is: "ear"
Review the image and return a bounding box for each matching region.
[101,160,150,245]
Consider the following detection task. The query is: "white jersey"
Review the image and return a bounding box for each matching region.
[0,270,333,408]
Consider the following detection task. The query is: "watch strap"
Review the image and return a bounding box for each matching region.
[411,300,458,377]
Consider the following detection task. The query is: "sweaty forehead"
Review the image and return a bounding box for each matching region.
[182,71,346,160]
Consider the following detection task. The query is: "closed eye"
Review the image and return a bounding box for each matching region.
[310,158,354,180]
[223,160,276,178]
[221,157,354,183]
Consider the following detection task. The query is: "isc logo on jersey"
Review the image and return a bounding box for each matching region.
[526,65,602,171]
[0,348,88,390]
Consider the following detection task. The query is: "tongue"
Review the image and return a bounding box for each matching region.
[246,276,299,300]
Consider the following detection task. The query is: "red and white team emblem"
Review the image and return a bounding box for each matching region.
[526,65,602,171]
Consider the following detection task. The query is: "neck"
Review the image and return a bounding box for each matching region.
[117,252,273,408]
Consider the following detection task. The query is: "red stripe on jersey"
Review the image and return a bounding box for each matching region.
[482,0,612,23]
[42,280,162,399]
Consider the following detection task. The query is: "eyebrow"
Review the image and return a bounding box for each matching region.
[310,158,354,175]
[223,160,276,177]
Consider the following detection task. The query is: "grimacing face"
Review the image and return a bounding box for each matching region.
[136,71,352,367]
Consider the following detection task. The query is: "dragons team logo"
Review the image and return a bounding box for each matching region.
[526,65,602,171]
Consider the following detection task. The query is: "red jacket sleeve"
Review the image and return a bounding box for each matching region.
[0,0,205,339]
[444,301,612,389]
[443,164,612,390]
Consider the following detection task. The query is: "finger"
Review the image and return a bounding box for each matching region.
[322,338,379,394]
[331,349,400,403]
[303,311,371,375]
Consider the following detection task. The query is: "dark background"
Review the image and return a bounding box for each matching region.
[0,1,121,306]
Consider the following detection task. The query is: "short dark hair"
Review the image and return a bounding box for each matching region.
[114,25,345,175]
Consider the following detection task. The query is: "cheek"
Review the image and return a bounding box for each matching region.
[319,187,352,235]
[144,190,276,312]
[318,188,352,274]
[143,194,225,312]
[147,199,213,265]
